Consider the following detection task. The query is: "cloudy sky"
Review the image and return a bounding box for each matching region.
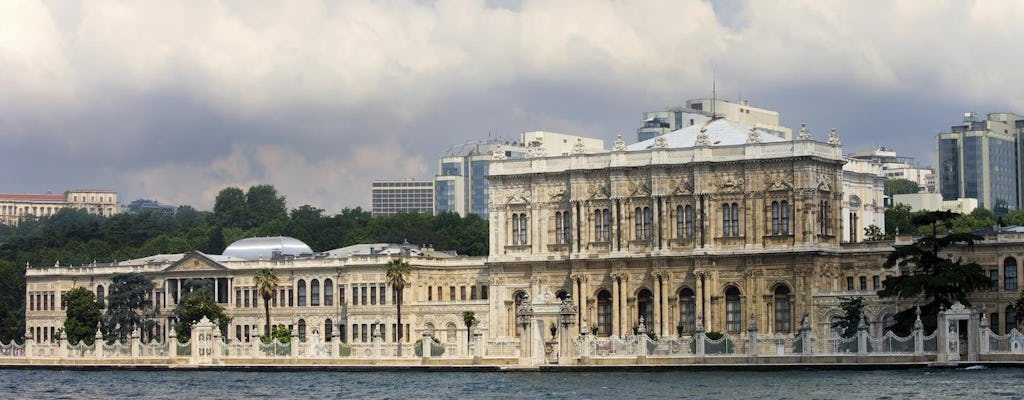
[2,0,1023,212]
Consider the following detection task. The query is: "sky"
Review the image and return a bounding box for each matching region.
[2,0,1024,213]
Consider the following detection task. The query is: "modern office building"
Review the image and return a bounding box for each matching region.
[371,179,435,216]
[0,189,119,225]
[636,98,791,142]
[937,112,1024,214]
[433,132,603,218]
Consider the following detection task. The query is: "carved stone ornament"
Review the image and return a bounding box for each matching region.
[506,190,531,205]
[613,135,627,151]
[827,128,841,145]
[695,130,711,147]
[550,187,567,201]
[669,178,694,195]
[717,176,745,193]
[797,123,812,140]
[628,181,651,197]
[746,127,762,143]
[763,173,793,191]
[573,138,586,154]
[654,135,668,148]
[589,183,611,199]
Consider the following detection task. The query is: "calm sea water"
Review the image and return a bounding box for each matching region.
[1,368,1023,399]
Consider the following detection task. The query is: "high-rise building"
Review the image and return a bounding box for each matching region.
[0,189,119,225]
[126,199,177,215]
[371,179,434,216]
[937,112,1024,213]
[636,98,791,142]
[434,132,604,218]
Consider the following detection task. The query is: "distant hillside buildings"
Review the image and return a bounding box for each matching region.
[0,190,119,225]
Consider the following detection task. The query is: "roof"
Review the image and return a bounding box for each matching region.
[324,242,457,259]
[223,236,314,260]
[627,118,786,151]
[0,193,66,202]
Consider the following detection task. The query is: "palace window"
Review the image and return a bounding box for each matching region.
[725,286,742,333]
[311,279,320,307]
[298,319,307,341]
[678,288,695,334]
[634,207,653,240]
[297,280,307,307]
[722,203,740,237]
[96,285,105,307]
[352,286,360,305]
[859,276,867,291]
[481,285,489,300]
[1005,257,1018,291]
[597,290,613,336]
[1006,305,1017,334]
[380,284,386,305]
[819,200,832,235]
[325,319,333,341]
[370,285,377,305]
[555,211,572,245]
[771,201,790,235]
[991,270,999,291]
[512,213,528,245]
[872,275,880,290]
[774,285,792,333]
[324,279,334,306]
[595,208,611,242]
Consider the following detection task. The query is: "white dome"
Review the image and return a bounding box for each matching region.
[223,236,314,260]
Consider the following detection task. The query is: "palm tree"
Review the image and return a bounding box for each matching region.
[385,258,411,356]
[253,268,280,338]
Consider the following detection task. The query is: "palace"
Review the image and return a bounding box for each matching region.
[0,190,119,225]
[21,120,1024,360]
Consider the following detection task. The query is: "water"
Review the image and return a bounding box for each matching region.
[1,368,1023,399]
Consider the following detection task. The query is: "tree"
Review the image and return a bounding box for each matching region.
[245,184,287,229]
[884,178,920,196]
[885,203,923,237]
[63,287,102,345]
[463,311,476,353]
[103,273,155,342]
[950,207,994,233]
[830,297,868,338]
[212,187,247,228]
[864,225,886,241]
[1002,209,1024,227]
[385,258,411,356]
[173,290,230,342]
[878,211,991,334]
[254,268,280,337]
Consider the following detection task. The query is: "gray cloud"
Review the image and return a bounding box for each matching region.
[1,0,1021,211]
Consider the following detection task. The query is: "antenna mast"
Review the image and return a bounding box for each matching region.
[711,70,716,119]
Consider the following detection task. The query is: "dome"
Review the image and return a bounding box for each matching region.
[222,236,314,260]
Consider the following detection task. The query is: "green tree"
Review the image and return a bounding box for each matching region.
[212,187,247,228]
[254,268,280,337]
[103,273,155,342]
[1002,209,1024,227]
[463,311,476,353]
[261,324,291,344]
[878,211,991,334]
[830,297,869,338]
[245,184,288,229]
[885,203,921,236]
[884,178,921,196]
[173,290,230,342]
[950,207,994,233]
[386,258,411,357]
[0,260,25,342]
[63,287,101,345]
[864,225,886,241]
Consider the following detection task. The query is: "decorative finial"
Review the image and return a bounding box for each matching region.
[746,127,762,143]
[827,127,841,145]
[695,131,711,147]
[613,135,626,151]
[572,138,586,154]
[797,123,812,140]
[654,135,668,148]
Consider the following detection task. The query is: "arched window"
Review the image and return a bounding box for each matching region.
[634,207,653,240]
[1005,257,1018,291]
[819,200,831,235]
[555,290,568,301]
[676,206,684,238]
[882,314,896,333]
[96,285,105,307]
[1006,305,1017,334]
[678,288,695,335]
[725,286,742,333]
[774,285,792,333]
[771,201,790,236]
[635,207,643,240]
[446,322,457,343]
[685,205,695,238]
[722,203,740,236]
[772,201,780,235]
[830,315,843,337]
[597,290,612,336]
[512,213,528,245]
[512,214,520,245]
[555,211,572,244]
[298,319,307,341]
[297,280,307,307]
[311,279,320,306]
[780,201,789,234]
[637,289,653,328]
[324,279,334,306]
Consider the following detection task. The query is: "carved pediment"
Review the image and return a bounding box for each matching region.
[589,184,611,200]
[668,178,694,195]
[506,190,531,205]
[549,187,567,202]
[164,252,228,272]
[763,173,794,192]
[627,181,651,197]
[717,176,745,193]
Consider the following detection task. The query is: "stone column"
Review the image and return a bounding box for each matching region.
[290,331,299,359]
[979,312,989,355]
[422,331,433,362]
[748,315,758,357]
[24,331,34,359]
[94,328,104,359]
[130,329,140,359]
[695,272,705,331]
[856,313,868,357]
[168,328,178,359]
[653,274,662,337]
[612,276,621,337]
[57,335,67,360]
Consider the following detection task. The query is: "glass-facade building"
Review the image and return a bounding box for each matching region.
[371,180,434,216]
[937,113,1024,214]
